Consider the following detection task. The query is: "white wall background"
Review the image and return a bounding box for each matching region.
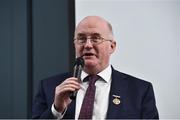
[76,0,180,119]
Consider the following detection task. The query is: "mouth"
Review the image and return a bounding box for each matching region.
[83,53,95,57]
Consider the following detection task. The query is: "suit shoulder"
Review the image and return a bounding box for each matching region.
[113,69,152,86]
[112,69,155,98]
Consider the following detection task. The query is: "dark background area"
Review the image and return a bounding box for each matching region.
[0,0,75,118]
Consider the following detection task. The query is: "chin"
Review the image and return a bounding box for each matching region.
[84,60,97,68]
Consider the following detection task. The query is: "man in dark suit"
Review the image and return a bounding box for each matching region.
[32,16,159,119]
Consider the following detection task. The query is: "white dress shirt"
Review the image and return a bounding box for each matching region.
[52,65,112,120]
[75,65,112,119]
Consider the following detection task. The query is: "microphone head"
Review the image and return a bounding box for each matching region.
[75,57,84,67]
[70,57,84,100]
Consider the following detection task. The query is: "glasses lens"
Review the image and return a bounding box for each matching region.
[91,36,102,44]
[77,36,86,44]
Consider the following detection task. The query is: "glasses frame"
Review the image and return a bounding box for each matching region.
[74,36,113,46]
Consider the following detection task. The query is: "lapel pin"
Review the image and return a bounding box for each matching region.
[112,95,121,105]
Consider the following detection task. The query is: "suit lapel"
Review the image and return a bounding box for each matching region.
[106,67,128,119]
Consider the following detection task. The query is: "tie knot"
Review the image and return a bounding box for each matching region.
[84,75,100,85]
[88,75,100,85]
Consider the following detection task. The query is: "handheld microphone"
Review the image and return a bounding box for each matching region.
[70,57,84,100]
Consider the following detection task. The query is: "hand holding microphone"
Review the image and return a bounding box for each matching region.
[53,57,84,112]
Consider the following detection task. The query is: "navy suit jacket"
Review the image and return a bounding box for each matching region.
[32,67,159,119]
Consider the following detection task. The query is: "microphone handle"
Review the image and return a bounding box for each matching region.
[70,65,83,100]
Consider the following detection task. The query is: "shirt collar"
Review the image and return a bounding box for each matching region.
[81,65,112,83]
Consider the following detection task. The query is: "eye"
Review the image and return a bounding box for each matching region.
[77,36,87,43]
[91,36,100,43]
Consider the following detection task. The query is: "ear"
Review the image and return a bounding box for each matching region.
[109,40,116,54]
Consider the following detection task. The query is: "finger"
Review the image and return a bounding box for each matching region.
[63,77,81,84]
[60,79,81,87]
[55,87,78,98]
[55,84,80,94]
[59,80,81,89]
[58,87,77,93]
[57,83,80,91]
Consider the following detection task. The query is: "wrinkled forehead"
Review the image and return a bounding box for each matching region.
[75,17,111,37]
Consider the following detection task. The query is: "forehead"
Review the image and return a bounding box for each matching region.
[75,17,110,36]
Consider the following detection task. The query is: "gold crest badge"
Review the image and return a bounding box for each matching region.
[112,95,121,105]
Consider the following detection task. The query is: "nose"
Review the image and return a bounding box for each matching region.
[84,39,93,49]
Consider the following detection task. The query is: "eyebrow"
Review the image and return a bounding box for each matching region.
[77,33,101,36]
[77,33,86,36]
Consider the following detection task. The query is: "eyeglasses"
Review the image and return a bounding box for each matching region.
[74,36,112,45]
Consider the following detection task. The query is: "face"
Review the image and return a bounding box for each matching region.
[74,17,116,74]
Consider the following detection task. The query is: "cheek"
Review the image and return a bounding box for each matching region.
[98,47,109,58]
[101,46,112,60]
[75,46,81,55]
